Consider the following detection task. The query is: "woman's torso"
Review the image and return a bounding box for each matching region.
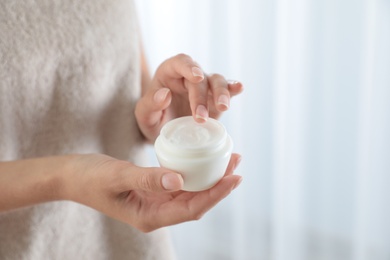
[0,1,174,259]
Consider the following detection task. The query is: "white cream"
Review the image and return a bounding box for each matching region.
[154,116,233,191]
[166,124,211,147]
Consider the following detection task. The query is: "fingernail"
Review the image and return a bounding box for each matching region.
[162,173,183,190]
[234,156,242,171]
[192,67,204,79]
[233,177,243,190]
[217,95,230,109]
[195,105,208,121]
[227,80,239,85]
[154,88,170,103]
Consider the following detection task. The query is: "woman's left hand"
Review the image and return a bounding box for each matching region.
[135,54,243,142]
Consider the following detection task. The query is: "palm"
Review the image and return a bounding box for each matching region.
[129,189,195,213]
[115,153,241,231]
[123,188,207,229]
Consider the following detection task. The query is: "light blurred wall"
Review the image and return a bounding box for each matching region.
[135,0,390,259]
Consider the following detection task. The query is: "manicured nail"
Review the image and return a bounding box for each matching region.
[192,67,204,79]
[162,173,183,190]
[233,177,243,190]
[195,105,208,121]
[234,156,242,171]
[227,80,239,85]
[217,95,230,109]
[154,88,170,103]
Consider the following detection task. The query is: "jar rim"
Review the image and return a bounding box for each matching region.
[157,116,228,155]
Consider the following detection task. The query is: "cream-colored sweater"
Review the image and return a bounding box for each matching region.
[0,1,174,259]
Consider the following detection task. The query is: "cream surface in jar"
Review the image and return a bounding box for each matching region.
[154,116,233,191]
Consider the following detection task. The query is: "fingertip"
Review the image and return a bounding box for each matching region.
[228,81,244,94]
[191,67,204,81]
[162,172,184,191]
[233,155,242,171]
[227,80,240,85]
[217,95,230,111]
[225,153,242,176]
[153,88,171,103]
[195,105,209,122]
[209,175,242,198]
[232,176,243,190]
[221,175,242,190]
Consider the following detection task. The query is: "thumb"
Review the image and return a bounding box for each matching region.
[124,166,184,192]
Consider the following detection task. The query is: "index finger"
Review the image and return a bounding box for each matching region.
[157,54,210,123]
[185,77,210,123]
[156,53,205,83]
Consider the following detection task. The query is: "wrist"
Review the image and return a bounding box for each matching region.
[56,154,85,202]
[27,154,83,203]
[27,155,76,203]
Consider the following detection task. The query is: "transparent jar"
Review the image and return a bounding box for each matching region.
[154,116,233,191]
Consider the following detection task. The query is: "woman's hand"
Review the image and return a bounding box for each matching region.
[0,153,241,231]
[135,54,243,142]
[63,153,242,232]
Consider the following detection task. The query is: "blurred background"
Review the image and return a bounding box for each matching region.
[135,0,390,259]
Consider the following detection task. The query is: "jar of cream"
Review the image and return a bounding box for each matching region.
[154,116,233,191]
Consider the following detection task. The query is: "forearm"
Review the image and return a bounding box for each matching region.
[0,155,72,212]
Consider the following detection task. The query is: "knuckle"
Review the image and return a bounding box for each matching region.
[139,174,153,190]
[138,172,160,191]
[208,73,223,81]
[175,53,191,61]
[195,95,209,105]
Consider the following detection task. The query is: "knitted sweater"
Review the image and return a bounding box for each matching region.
[0,1,175,259]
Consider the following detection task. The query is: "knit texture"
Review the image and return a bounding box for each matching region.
[0,1,175,259]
